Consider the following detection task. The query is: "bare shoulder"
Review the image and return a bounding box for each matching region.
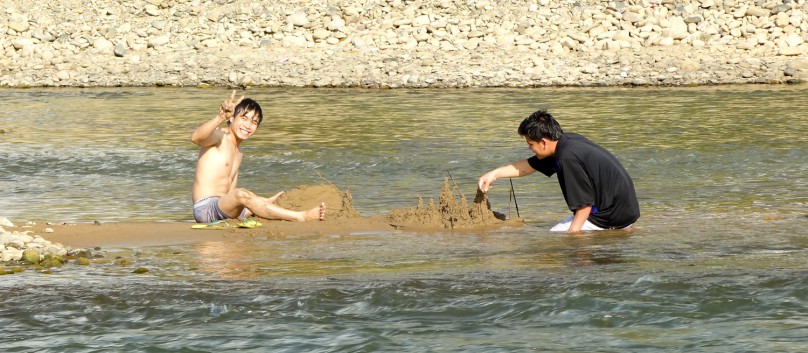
[195,127,229,148]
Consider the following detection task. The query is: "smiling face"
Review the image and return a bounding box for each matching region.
[227,98,264,142]
[230,109,261,141]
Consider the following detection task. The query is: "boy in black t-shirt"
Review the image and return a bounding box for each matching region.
[478,110,640,233]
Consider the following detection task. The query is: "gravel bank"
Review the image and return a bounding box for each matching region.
[2,0,808,88]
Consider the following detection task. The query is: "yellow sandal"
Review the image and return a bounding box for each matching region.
[191,220,231,230]
[236,218,262,229]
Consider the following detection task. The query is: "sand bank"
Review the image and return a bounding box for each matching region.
[2,183,522,258]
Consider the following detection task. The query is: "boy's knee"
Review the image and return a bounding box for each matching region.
[233,188,256,202]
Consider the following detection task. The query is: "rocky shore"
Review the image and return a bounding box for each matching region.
[2,0,807,88]
[0,217,88,271]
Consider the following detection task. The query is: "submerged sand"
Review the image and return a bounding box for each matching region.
[19,182,522,250]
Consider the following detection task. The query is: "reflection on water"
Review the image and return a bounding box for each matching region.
[1,85,807,352]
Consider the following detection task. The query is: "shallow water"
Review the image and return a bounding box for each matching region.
[1,86,807,352]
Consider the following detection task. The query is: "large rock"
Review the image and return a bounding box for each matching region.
[2,248,23,262]
[11,38,34,50]
[667,17,689,40]
[0,218,14,228]
[94,38,114,51]
[21,248,40,264]
[788,58,808,71]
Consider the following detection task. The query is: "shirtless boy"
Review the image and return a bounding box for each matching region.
[191,91,325,223]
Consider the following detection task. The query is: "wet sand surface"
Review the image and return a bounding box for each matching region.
[25,183,521,249]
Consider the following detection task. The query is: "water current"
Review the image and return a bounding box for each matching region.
[0,86,807,352]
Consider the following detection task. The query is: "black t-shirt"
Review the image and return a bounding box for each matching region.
[527,133,640,228]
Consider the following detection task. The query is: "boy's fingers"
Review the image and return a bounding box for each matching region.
[229,90,236,101]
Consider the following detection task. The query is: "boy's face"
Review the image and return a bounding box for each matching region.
[230,109,260,140]
[525,136,551,159]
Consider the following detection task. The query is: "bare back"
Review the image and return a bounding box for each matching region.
[192,129,242,202]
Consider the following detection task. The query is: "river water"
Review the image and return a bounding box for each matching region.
[1,86,807,352]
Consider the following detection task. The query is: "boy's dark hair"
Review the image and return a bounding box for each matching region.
[230,98,263,125]
[518,110,564,141]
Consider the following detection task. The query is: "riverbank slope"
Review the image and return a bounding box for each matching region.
[2,0,808,88]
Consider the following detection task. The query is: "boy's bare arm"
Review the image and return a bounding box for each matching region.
[190,112,228,147]
[190,90,244,146]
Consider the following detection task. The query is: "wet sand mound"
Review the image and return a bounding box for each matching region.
[275,184,360,220]
[385,179,522,230]
[272,180,522,232]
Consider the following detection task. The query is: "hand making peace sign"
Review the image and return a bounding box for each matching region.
[219,90,244,120]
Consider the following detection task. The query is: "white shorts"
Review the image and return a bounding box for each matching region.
[549,216,606,232]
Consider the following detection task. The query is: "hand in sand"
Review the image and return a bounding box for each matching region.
[478,172,497,193]
[267,191,284,204]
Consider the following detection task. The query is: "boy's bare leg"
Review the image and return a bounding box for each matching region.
[256,192,324,221]
[252,191,284,203]
[254,201,325,222]
[219,189,325,222]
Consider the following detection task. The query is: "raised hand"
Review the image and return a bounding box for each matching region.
[219,90,245,120]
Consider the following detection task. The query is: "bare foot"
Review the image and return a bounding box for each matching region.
[302,202,326,221]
